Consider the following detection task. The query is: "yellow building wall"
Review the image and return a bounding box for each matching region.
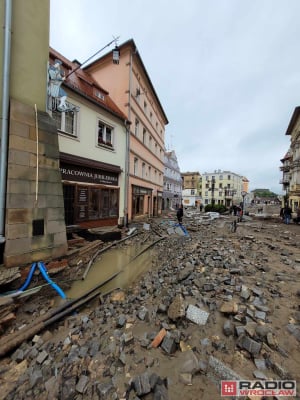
[0,0,4,114]
[10,0,49,109]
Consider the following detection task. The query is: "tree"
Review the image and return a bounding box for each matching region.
[252,189,278,198]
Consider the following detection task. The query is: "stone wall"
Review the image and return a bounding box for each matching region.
[4,99,68,267]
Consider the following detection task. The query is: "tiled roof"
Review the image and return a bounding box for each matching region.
[84,38,169,125]
[285,106,300,136]
[49,47,127,121]
[280,150,291,161]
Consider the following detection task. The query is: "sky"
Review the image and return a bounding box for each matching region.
[50,0,300,195]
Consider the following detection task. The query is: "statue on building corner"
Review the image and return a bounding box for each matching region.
[48,59,68,111]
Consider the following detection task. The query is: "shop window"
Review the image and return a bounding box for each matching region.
[73,185,119,222]
[98,120,114,148]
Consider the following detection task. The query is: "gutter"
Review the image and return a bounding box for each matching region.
[0,0,12,244]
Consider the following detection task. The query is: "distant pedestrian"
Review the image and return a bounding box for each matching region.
[177,204,183,224]
[283,205,292,224]
[200,204,203,212]
[236,206,243,222]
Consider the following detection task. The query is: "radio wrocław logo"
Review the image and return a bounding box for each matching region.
[221,380,296,397]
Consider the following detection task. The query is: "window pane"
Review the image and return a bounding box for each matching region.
[65,111,75,134]
[100,189,109,217]
[109,189,118,216]
[106,127,112,144]
[98,123,104,143]
[89,189,99,219]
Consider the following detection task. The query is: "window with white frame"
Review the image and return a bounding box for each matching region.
[134,157,138,176]
[135,118,139,137]
[53,105,78,137]
[97,120,114,148]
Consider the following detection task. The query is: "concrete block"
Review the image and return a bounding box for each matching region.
[237,335,262,355]
[207,355,244,388]
[186,304,209,325]
[6,223,29,239]
[76,375,89,394]
[132,372,151,396]
[161,335,177,354]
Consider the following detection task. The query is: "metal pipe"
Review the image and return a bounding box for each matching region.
[124,50,133,226]
[0,0,12,244]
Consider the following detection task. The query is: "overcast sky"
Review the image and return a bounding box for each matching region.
[50,0,300,194]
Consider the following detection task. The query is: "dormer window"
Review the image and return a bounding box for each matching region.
[95,90,105,101]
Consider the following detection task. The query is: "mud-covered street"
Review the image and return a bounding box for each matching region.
[0,211,299,400]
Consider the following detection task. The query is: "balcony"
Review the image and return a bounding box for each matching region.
[292,159,300,168]
[280,176,290,184]
[279,165,290,172]
[290,184,300,193]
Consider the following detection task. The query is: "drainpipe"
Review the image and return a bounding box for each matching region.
[123,119,130,227]
[124,49,133,226]
[0,0,12,244]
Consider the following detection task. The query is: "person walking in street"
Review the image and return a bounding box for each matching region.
[177,204,183,224]
[283,204,292,224]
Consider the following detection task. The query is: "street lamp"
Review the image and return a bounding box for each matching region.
[65,36,120,79]
[209,177,216,207]
[241,191,247,221]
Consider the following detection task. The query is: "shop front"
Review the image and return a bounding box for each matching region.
[60,153,122,228]
[131,185,153,219]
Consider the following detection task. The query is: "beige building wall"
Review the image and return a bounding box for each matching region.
[86,40,168,220]
[58,90,127,220]
[10,0,49,110]
[201,171,243,206]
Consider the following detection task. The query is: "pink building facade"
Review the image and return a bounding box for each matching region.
[85,39,168,222]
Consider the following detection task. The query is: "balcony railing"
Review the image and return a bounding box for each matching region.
[279,165,290,172]
[279,179,290,185]
[290,184,300,192]
[292,159,300,168]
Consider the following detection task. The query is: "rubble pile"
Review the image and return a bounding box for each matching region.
[0,213,299,399]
